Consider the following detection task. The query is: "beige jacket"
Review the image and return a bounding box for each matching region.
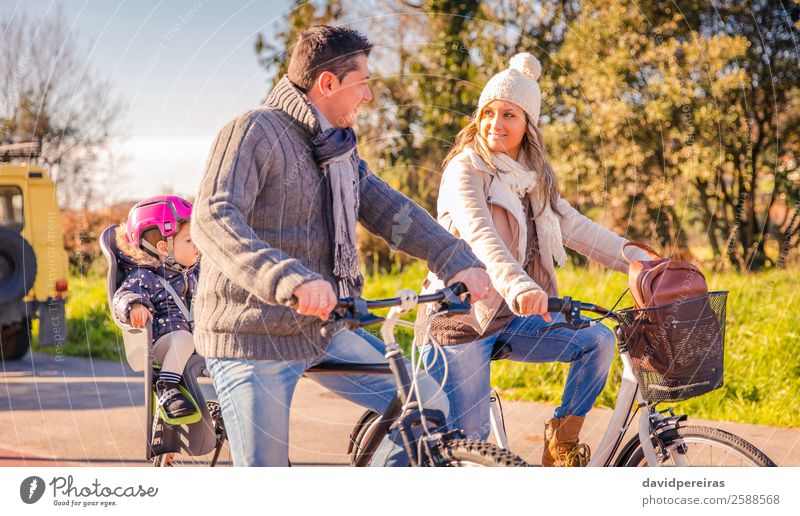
[418,148,651,337]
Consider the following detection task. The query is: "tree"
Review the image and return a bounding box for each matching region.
[0,9,125,208]
[365,0,482,210]
[254,0,799,271]
[694,1,800,269]
[542,0,799,269]
[254,0,344,90]
[355,1,483,270]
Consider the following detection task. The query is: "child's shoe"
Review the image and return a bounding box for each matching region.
[155,380,195,418]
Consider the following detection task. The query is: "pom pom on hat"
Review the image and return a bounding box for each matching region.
[509,53,541,82]
[478,52,544,124]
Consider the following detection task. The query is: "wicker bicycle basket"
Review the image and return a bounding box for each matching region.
[616,292,727,403]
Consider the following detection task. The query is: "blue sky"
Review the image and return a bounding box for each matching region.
[3,0,294,202]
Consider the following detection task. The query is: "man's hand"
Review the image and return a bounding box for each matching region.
[514,289,552,322]
[448,267,491,302]
[292,280,338,320]
[129,303,153,328]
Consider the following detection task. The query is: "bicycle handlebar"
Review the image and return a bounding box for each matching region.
[543,296,618,332]
[547,297,611,317]
[336,288,607,319]
[314,283,618,335]
[335,282,468,311]
[322,282,470,334]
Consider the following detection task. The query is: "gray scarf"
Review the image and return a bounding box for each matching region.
[310,105,361,292]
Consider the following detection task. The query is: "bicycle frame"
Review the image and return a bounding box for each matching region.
[484,318,688,467]
[587,346,680,467]
[593,326,690,467]
[336,302,452,467]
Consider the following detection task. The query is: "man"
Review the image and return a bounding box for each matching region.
[191,25,490,466]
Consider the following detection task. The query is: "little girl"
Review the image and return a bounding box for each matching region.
[112,195,200,419]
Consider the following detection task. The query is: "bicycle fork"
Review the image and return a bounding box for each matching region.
[489,390,509,450]
[638,407,689,466]
[587,351,689,467]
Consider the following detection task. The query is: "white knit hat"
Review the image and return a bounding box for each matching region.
[478,53,542,124]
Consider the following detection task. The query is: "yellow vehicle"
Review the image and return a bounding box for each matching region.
[0,142,69,361]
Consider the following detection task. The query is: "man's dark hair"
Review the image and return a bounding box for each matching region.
[287,25,372,92]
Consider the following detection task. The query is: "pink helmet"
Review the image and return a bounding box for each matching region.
[126,196,193,248]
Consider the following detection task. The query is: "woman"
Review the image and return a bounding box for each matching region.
[419,53,652,467]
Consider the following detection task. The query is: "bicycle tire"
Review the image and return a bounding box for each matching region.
[153,401,229,467]
[623,425,776,467]
[347,410,528,467]
[348,409,382,466]
[436,438,529,467]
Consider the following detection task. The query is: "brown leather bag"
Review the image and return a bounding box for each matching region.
[621,242,721,383]
[622,241,708,308]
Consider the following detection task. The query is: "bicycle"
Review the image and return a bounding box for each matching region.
[101,227,527,467]
[156,282,526,466]
[350,290,777,467]
[317,282,527,466]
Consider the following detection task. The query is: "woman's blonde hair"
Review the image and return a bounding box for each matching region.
[442,107,561,217]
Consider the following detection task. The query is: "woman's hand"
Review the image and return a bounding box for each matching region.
[448,267,492,302]
[514,289,552,322]
[129,303,153,328]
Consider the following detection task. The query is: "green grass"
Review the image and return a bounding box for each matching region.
[36,262,800,427]
[365,263,800,428]
[32,274,126,362]
[492,266,800,428]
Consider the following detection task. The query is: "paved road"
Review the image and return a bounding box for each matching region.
[1,353,797,466]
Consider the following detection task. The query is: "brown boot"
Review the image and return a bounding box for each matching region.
[542,415,591,467]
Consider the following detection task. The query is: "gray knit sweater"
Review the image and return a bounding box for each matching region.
[191,76,483,361]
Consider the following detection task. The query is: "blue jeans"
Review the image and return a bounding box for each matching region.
[206,328,449,466]
[421,312,615,440]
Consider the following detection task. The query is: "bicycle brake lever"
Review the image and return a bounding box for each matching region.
[320,319,343,338]
[432,287,471,316]
[323,297,386,335]
[321,312,385,337]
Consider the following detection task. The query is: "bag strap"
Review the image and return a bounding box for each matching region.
[155,275,193,324]
[622,240,661,262]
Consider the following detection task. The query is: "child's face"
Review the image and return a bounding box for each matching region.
[156,223,200,267]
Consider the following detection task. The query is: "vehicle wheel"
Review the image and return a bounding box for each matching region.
[436,438,529,467]
[348,409,382,466]
[623,425,776,467]
[0,228,36,304]
[347,410,528,467]
[1,319,31,361]
[153,401,229,467]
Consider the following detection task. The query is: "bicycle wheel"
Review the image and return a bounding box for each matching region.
[348,409,382,466]
[436,438,529,467]
[153,401,230,467]
[623,425,776,467]
[347,410,528,467]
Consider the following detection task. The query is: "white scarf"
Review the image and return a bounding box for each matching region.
[491,151,567,267]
